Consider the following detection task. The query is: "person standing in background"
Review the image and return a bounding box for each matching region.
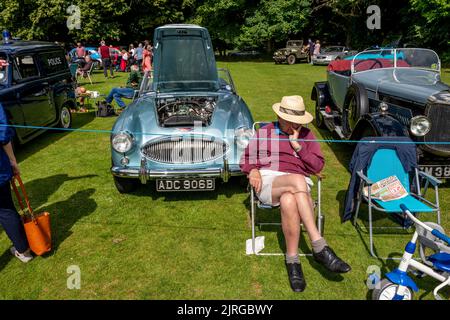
[142,44,153,75]
[99,40,114,78]
[135,43,143,71]
[308,38,315,64]
[128,44,135,71]
[313,40,321,58]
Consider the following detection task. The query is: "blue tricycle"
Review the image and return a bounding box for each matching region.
[372,204,450,300]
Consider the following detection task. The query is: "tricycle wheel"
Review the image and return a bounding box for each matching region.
[372,279,413,300]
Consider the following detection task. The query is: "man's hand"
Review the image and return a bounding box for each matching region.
[289,128,301,151]
[248,168,262,193]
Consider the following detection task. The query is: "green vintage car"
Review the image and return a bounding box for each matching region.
[110,24,254,193]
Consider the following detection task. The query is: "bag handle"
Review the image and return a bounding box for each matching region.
[10,175,35,220]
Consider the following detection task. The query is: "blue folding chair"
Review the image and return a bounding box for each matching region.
[353,144,442,259]
[247,122,324,256]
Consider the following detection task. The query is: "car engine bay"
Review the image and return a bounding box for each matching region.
[156,96,217,127]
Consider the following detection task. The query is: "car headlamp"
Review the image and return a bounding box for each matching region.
[235,127,253,149]
[112,132,134,153]
[410,116,431,136]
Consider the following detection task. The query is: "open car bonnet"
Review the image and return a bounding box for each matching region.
[152,25,219,93]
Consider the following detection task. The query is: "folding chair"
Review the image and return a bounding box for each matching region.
[77,62,94,85]
[246,122,324,256]
[352,137,442,259]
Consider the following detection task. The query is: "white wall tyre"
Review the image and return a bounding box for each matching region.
[58,106,72,129]
[372,279,413,300]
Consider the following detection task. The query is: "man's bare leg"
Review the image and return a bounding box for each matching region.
[271,174,321,242]
[279,192,301,256]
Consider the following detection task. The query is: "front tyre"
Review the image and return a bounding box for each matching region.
[287,54,296,65]
[342,83,369,137]
[114,176,139,193]
[58,105,72,129]
[372,279,413,300]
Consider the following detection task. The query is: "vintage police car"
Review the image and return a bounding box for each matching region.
[0,38,76,145]
[311,48,450,178]
[110,24,254,193]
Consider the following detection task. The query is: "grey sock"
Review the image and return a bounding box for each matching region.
[311,237,328,254]
[285,254,300,264]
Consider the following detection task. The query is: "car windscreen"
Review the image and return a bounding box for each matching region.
[322,47,343,53]
[396,48,440,71]
[156,37,219,92]
[352,48,440,73]
[0,53,8,86]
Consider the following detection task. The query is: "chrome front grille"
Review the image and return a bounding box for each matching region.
[141,136,229,164]
[424,103,450,155]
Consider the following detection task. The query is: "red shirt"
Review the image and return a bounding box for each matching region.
[99,45,111,59]
[240,122,324,176]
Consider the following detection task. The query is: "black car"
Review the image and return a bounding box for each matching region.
[311,48,450,178]
[0,40,76,145]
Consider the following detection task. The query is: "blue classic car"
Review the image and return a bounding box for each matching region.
[311,48,450,178]
[110,24,254,193]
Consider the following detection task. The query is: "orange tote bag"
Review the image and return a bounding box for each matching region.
[11,176,52,256]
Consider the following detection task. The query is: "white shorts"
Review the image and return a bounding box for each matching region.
[256,170,314,206]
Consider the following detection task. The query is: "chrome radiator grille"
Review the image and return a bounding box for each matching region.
[424,103,450,155]
[141,136,229,164]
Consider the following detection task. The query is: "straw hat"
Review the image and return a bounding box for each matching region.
[272,95,313,124]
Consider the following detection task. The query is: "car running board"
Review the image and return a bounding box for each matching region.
[321,110,346,139]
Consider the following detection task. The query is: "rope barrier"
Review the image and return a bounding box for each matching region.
[2,123,450,145]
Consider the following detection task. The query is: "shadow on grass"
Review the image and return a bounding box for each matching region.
[15,112,96,163]
[0,248,13,273]
[22,173,98,211]
[314,126,355,171]
[42,188,97,253]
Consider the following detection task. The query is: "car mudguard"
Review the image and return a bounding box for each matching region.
[350,113,409,140]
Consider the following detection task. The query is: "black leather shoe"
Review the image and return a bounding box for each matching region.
[285,262,306,292]
[313,246,351,273]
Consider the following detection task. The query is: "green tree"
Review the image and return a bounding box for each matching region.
[239,0,312,52]
[189,0,254,55]
[409,0,450,50]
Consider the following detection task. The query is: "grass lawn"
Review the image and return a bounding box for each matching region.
[1,61,449,300]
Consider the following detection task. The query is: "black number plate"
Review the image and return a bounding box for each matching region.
[419,165,450,178]
[156,179,215,192]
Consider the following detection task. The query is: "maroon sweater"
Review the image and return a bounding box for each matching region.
[240,122,324,176]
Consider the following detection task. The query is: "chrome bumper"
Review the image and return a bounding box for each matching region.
[111,158,243,184]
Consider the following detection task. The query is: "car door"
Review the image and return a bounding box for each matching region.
[13,54,54,133]
[328,71,350,110]
[0,52,27,142]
